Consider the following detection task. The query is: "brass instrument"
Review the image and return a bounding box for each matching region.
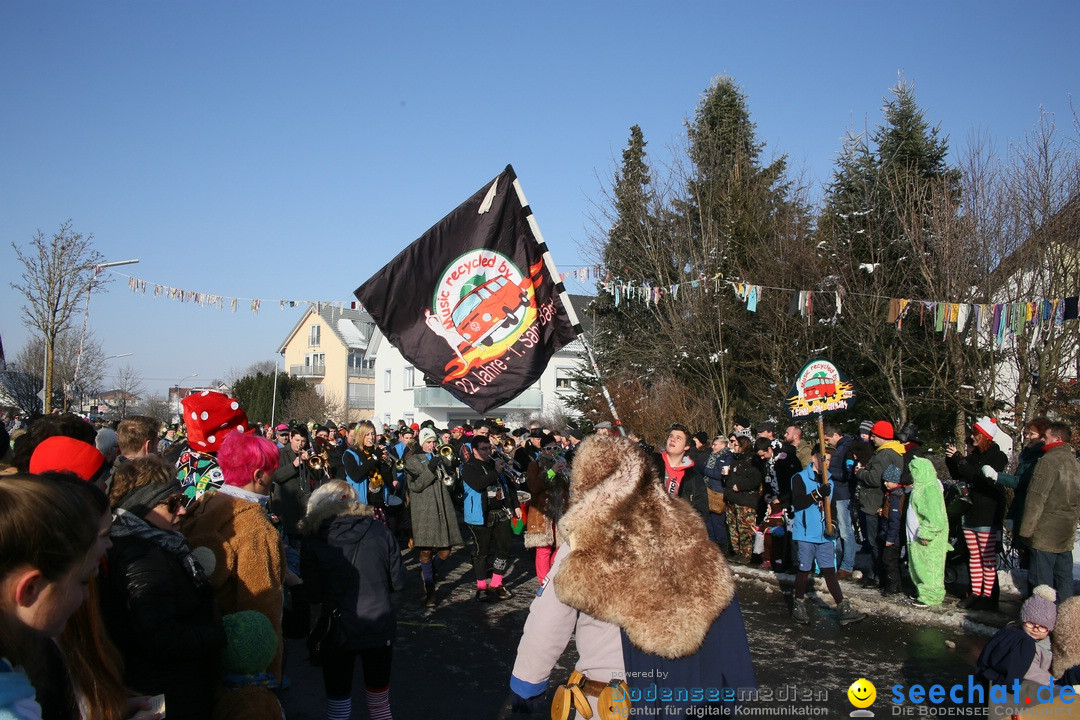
[493,448,524,484]
[306,437,331,472]
[369,466,385,493]
[501,438,516,454]
[394,458,406,472]
[439,444,456,459]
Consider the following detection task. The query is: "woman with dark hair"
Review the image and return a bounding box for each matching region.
[992,416,1051,533]
[301,481,405,720]
[100,456,225,719]
[724,435,763,565]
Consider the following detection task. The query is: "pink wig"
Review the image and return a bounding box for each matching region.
[217,432,279,487]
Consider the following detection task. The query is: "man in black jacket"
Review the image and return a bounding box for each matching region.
[272,425,312,540]
[652,423,709,520]
[461,438,520,601]
[824,425,857,578]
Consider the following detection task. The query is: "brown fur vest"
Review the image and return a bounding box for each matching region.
[553,435,735,659]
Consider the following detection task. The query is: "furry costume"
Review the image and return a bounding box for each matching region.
[523,457,568,549]
[555,435,734,657]
[181,489,286,683]
[511,436,754,718]
[1052,596,1080,685]
[906,456,949,606]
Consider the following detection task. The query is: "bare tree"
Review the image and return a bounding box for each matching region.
[12,332,106,413]
[113,364,145,419]
[133,394,171,424]
[0,365,43,414]
[226,359,280,387]
[989,112,1080,425]
[10,222,109,412]
[281,383,342,425]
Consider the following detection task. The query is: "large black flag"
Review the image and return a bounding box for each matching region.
[354,165,579,414]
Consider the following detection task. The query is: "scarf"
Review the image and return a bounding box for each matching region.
[111,509,209,587]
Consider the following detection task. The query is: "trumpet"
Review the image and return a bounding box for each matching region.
[394,458,406,472]
[307,453,326,471]
[493,449,524,483]
[439,444,456,459]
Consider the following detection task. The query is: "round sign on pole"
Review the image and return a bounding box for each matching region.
[786,359,856,419]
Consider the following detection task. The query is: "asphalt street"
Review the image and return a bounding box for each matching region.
[278,535,1001,720]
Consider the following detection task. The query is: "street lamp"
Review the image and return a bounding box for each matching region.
[174,373,198,421]
[52,258,140,413]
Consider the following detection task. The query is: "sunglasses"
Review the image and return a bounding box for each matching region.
[160,495,185,514]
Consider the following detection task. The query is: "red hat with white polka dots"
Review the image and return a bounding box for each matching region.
[182,390,251,453]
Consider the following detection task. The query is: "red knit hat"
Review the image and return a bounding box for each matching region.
[974,416,999,440]
[29,436,107,484]
[871,420,895,440]
[182,391,251,453]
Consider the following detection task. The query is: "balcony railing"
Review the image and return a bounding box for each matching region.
[412,386,542,411]
[348,367,375,378]
[347,386,375,409]
[290,364,326,378]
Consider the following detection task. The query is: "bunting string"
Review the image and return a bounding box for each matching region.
[115,271,367,315]
[108,265,1079,350]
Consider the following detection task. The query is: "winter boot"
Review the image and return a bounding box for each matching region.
[791,597,811,624]
[838,599,866,626]
[424,583,437,608]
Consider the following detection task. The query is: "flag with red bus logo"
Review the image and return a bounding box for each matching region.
[354,165,579,414]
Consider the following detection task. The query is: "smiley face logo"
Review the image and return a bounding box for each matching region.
[847,678,876,708]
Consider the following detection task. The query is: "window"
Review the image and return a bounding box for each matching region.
[384,369,392,392]
[305,353,325,369]
[555,367,575,391]
[308,324,321,347]
[348,352,363,370]
[403,366,415,389]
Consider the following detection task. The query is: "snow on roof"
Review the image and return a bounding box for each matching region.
[336,318,366,349]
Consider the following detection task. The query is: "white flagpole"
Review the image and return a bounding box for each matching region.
[511,177,626,436]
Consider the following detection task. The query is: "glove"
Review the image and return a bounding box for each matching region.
[817,482,831,498]
[981,465,997,481]
[511,691,542,714]
[428,457,442,472]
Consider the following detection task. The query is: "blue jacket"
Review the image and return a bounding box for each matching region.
[461,457,516,526]
[343,448,390,507]
[701,450,733,492]
[621,595,756,717]
[790,466,827,544]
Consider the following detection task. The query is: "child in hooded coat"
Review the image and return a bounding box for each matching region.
[905,456,948,606]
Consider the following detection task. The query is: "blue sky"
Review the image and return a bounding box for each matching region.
[2,2,1076,396]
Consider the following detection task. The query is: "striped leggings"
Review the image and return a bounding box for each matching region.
[964,529,998,597]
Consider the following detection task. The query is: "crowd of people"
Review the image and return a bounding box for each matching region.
[2,399,1079,718]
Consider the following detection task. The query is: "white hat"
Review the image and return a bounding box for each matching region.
[974,416,998,440]
[419,428,437,444]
